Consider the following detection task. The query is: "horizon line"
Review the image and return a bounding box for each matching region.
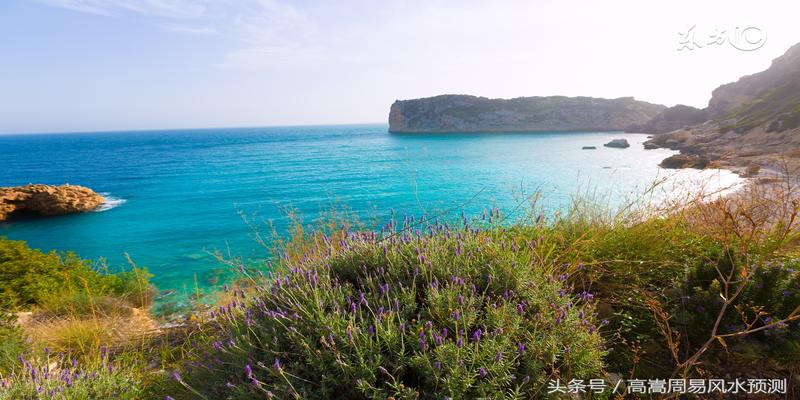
[0,121,389,136]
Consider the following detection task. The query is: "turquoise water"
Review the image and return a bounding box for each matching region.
[0,125,740,296]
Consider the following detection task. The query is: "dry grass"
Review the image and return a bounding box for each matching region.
[20,308,158,360]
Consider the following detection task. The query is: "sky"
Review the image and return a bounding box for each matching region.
[1,0,799,134]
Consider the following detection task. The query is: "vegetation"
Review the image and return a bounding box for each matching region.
[1,177,799,399]
[0,239,154,313]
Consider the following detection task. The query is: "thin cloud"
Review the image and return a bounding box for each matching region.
[39,0,207,18]
[162,24,217,35]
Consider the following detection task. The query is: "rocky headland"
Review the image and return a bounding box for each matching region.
[0,184,105,221]
[388,95,665,133]
[388,42,800,177]
[644,42,800,175]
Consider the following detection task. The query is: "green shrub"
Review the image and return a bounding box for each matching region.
[0,238,154,314]
[172,216,605,399]
[0,348,146,400]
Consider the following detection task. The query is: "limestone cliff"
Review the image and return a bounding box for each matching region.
[645,42,800,172]
[631,105,708,134]
[0,184,105,221]
[388,95,665,133]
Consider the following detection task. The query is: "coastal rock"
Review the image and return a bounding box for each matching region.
[582,146,597,150]
[643,142,659,149]
[659,154,709,169]
[0,184,105,221]
[649,42,800,171]
[603,139,630,148]
[388,95,665,133]
[744,163,761,177]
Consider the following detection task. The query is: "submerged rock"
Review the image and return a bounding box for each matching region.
[582,146,597,150]
[0,184,105,221]
[643,142,660,150]
[603,139,630,148]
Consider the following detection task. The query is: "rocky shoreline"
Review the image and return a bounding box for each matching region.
[0,184,105,222]
[639,42,800,179]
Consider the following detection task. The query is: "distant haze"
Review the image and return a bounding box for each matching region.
[1,0,799,134]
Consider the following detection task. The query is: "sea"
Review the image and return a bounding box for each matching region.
[0,124,744,300]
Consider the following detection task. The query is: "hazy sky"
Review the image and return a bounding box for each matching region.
[1,0,799,134]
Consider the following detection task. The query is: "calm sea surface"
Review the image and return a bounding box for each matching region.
[0,124,742,297]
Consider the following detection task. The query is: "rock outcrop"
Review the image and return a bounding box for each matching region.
[644,41,800,172]
[0,184,105,221]
[388,95,665,133]
[604,139,630,148]
[659,154,710,169]
[631,105,708,134]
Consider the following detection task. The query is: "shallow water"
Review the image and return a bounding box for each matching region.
[0,125,743,295]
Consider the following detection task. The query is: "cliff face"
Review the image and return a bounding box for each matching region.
[707,42,800,120]
[632,105,708,134]
[388,95,665,133]
[645,42,800,172]
[0,184,105,221]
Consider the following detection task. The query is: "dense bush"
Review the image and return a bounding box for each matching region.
[678,256,800,354]
[0,348,145,400]
[0,238,154,312]
[172,214,605,399]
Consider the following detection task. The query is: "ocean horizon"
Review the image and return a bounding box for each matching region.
[0,124,743,301]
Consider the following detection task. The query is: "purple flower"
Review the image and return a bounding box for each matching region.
[517,303,524,315]
[419,331,426,350]
[245,364,252,377]
[166,397,175,400]
[273,359,282,370]
[472,329,482,343]
[479,367,487,377]
[368,325,375,336]
[457,294,463,305]
[171,371,182,382]
[434,361,442,370]
[453,310,460,321]
[494,351,502,362]
[517,342,526,354]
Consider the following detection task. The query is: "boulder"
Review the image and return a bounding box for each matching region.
[0,184,105,221]
[659,154,709,169]
[744,163,761,176]
[603,138,630,148]
[643,142,660,149]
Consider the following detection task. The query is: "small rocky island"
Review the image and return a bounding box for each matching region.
[604,139,630,148]
[388,95,665,133]
[0,184,105,221]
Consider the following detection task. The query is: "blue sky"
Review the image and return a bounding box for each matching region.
[1,0,799,134]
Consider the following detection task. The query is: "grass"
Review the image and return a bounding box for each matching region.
[1,176,799,399]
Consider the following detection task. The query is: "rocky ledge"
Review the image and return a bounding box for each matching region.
[0,184,105,222]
